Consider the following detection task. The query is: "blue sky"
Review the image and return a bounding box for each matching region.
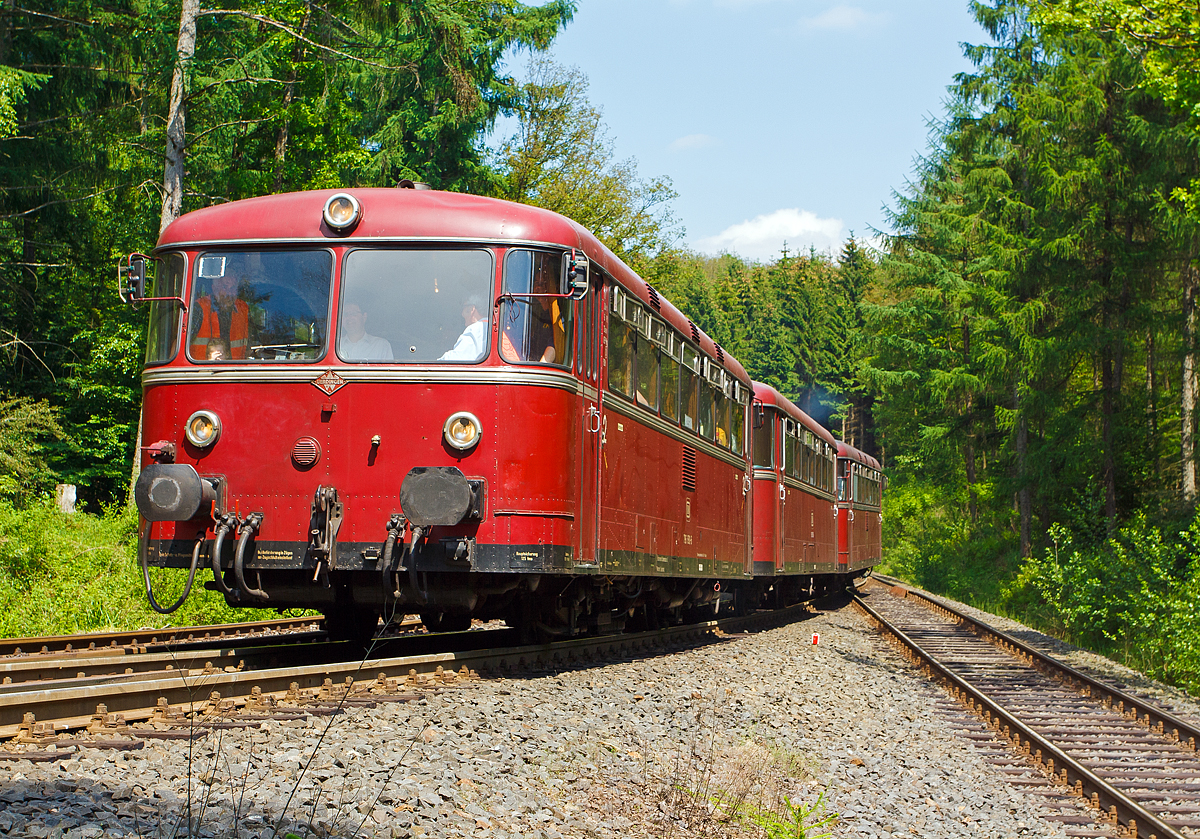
[508,0,988,261]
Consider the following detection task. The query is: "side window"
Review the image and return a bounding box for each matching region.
[784,426,797,477]
[661,353,680,421]
[714,389,729,448]
[752,410,773,466]
[731,399,745,455]
[500,250,573,367]
[146,253,186,365]
[699,380,715,440]
[681,348,699,431]
[636,336,659,409]
[608,313,634,397]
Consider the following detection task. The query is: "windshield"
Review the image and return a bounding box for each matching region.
[339,249,494,363]
[187,250,332,362]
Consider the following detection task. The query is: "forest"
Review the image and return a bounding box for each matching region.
[1,0,1199,691]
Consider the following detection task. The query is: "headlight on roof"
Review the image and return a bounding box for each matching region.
[184,410,222,448]
[443,411,482,451]
[323,192,361,231]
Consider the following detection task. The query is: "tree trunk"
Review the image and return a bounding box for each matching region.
[1147,330,1156,449]
[1183,265,1198,504]
[159,0,200,236]
[1101,346,1117,530]
[1015,386,1031,558]
[272,5,312,191]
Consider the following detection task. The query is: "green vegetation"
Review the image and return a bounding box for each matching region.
[0,499,277,637]
[3,0,1200,695]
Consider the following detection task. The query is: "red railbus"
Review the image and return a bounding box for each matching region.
[836,442,883,572]
[124,186,878,639]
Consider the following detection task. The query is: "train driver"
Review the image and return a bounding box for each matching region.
[439,294,489,361]
[190,271,250,361]
[339,301,393,361]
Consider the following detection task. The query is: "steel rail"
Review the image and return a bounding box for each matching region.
[853,592,1185,839]
[1,603,808,740]
[0,616,326,659]
[872,574,1200,753]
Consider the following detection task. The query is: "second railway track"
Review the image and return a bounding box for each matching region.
[857,578,1200,839]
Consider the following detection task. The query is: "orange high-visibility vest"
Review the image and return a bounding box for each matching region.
[190,297,249,359]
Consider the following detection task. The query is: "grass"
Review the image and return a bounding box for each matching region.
[0,498,284,637]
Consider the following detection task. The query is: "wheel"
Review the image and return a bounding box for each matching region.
[420,610,472,633]
[324,607,380,643]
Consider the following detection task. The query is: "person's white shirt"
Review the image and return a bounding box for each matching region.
[340,333,393,361]
[439,319,487,361]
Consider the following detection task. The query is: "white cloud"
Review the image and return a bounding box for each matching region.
[668,133,717,152]
[694,208,844,262]
[799,5,887,31]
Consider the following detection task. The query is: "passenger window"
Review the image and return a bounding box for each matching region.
[783,432,795,477]
[714,390,729,448]
[636,337,659,409]
[660,355,680,421]
[608,314,634,397]
[500,250,572,367]
[731,401,744,455]
[681,366,698,431]
[752,413,773,466]
[699,382,715,440]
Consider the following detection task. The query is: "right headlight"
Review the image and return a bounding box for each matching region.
[443,411,482,451]
[184,410,222,448]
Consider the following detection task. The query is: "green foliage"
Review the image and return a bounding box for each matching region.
[0,395,63,502]
[0,500,280,637]
[1005,512,1200,692]
[748,791,836,839]
[491,57,680,263]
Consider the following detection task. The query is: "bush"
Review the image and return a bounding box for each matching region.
[1003,513,1200,695]
[0,499,279,637]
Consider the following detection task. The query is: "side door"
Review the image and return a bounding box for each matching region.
[576,272,603,566]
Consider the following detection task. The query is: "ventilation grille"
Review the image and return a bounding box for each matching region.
[689,320,701,344]
[292,437,321,467]
[682,445,697,492]
[715,344,725,365]
[647,284,661,311]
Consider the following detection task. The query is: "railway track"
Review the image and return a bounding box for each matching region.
[0,601,814,758]
[856,578,1200,839]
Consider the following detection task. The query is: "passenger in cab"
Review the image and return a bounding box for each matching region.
[190,271,250,361]
[339,301,393,361]
[440,294,489,361]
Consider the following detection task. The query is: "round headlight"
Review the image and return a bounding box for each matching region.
[443,411,482,451]
[322,192,361,231]
[184,410,222,448]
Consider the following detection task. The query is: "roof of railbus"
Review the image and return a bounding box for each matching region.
[750,382,837,448]
[837,441,882,471]
[157,187,750,385]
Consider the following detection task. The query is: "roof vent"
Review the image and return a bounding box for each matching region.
[647,284,661,311]
[689,320,701,344]
[682,445,697,492]
[397,179,431,190]
[715,344,725,365]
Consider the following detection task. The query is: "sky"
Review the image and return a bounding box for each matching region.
[507,0,989,262]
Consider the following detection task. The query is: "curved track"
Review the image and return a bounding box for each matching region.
[857,578,1200,839]
[1,601,816,759]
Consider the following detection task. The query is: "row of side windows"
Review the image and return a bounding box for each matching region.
[751,411,835,494]
[607,286,747,455]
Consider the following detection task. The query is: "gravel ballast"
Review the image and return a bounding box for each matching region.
[0,600,1089,838]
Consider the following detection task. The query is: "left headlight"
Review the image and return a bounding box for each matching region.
[443,411,482,451]
[184,410,222,448]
